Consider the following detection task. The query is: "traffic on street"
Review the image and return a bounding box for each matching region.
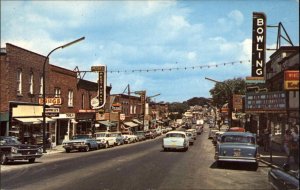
[1,122,273,190]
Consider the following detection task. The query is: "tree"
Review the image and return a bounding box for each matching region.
[209,77,246,108]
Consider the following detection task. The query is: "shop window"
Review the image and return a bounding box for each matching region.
[17,69,22,95]
[68,90,74,107]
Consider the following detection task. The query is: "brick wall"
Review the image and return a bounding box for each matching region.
[0,43,49,112]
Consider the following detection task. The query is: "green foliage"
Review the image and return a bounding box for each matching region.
[209,77,246,108]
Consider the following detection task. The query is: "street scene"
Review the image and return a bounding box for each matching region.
[1,1,299,190]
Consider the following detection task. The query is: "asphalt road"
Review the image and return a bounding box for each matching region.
[1,125,272,190]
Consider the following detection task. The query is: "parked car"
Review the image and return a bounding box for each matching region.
[213,131,225,145]
[62,134,99,153]
[134,131,146,141]
[215,132,259,168]
[268,163,299,190]
[144,130,155,139]
[162,131,189,151]
[122,132,138,144]
[208,128,219,139]
[110,132,125,146]
[150,129,158,138]
[228,127,246,132]
[185,131,195,145]
[0,136,43,165]
[95,132,116,148]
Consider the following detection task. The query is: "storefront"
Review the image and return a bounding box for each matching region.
[9,102,55,145]
[52,113,76,145]
[76,111,96,135]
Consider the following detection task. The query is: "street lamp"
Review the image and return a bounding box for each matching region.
[205,77,233,128]
[42,37,85,153]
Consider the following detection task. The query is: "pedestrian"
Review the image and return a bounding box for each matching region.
[263,127,270,152]
[290,127,299,165]
[283,129,293,163]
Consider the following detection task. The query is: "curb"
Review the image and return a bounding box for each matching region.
[259,157,280,169]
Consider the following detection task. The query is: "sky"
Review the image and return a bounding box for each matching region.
[1,0,299,103]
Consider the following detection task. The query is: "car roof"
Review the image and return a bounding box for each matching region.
[222,132,255,137]
[166,131,186,135]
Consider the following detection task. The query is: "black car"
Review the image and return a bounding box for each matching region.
[0,136,43,165]
[268,164,299,190]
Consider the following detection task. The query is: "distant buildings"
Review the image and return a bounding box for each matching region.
[0,43,169,147]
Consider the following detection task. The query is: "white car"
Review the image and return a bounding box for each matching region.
[122,133,138,144]
[95,132,116,148]
[186,129,197,140]
[209,128,219,139]
[162,131,189,151]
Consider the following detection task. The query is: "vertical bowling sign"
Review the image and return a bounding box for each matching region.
[140,91,146,115]
[91,65,107,108]
[252,12,266,78]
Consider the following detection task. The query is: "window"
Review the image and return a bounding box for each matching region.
[17,69,22,95]
[29,72,34,94]
[39,76,43,96]
[82,94,85,109]
[54,88,61,97]
[68,90,73,107]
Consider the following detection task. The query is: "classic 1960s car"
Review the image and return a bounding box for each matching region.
[268,163,299,190]
[162,131,189,151]
[0,136,43,165]
[215,132,259,168]
[62,134,99,153]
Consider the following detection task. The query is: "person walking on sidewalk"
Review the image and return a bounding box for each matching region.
[283,129,293,164]
[291,127,299,165]
[263,127,270,152]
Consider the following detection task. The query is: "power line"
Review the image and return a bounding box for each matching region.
[107,60,251,73]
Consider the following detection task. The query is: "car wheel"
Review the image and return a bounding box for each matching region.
[1,154,8,165]
[28,158,35,163]
[66,149,71,153]
[105,142,109,148]
[85,145,90,152]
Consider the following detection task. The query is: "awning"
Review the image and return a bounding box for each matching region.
[14,117,55,124]
[97,120,116,127]
[132,119,143,125]
[124,122,138,128]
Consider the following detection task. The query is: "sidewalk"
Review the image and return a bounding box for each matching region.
[43,145,65,155]
[258,144,299,171]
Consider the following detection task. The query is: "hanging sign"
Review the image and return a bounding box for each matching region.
[251,12,266,78]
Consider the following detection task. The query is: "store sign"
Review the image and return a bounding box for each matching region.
[91,65,107,109]
[251,12,266,78]
[39,97,62,105]
[233,94,243,112]
[284,70,299,90]
[111,103,122,112]
[245,91,286,113]
[120,114,125,121]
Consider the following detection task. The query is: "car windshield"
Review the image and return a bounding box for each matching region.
[166,133,185,138]
[0,137,21,145]
[221,135,255,144]
[73,135,90,139]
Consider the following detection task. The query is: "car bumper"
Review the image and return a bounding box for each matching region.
[215,155,258,163]
[7,153,43,160]
[163,145,186,150]
[63,145,88,150]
